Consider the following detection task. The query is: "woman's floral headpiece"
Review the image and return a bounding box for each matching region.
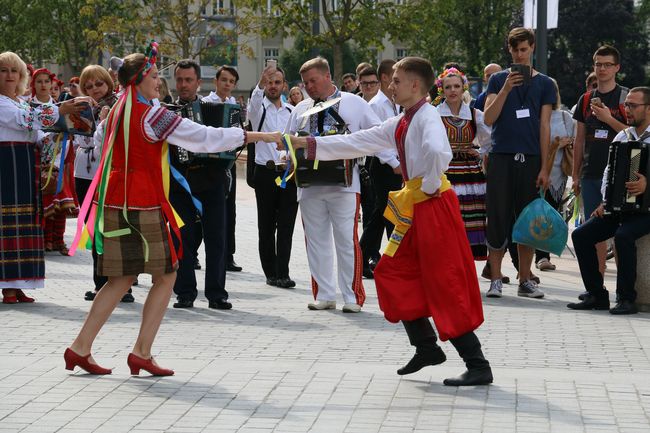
[435,67,469,95]
[129,40,159,85]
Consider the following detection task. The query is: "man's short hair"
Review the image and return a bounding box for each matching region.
[394,56,434,91]
[377,59,397,79]
[593,45,621,65]
[630,86,650,105]
[508,27,535,48]
[358,67,378,79]
[175,59,201,79]
[216,65,239,82]
[356,62,372,75]
[342,72,356,81]
[299,57,330,75]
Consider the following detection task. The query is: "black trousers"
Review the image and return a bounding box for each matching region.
[254,165,299,279]
[75,177,108,291]
[360,158,376,232]
[171,172,228,302]
[226,164,237,260]
[360,158,403,264]
[572,212,650,302]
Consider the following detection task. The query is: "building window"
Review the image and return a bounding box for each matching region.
[396,48,408,60]
[264,48,280,61]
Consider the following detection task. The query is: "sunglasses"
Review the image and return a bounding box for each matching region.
[84,81,106,91]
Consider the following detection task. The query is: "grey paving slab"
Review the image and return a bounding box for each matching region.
[1,165,650,432]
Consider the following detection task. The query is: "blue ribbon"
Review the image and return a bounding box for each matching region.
[168,153,203,216]
[55,132,68,194]
[279,136,292,189]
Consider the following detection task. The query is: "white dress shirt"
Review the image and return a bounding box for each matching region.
[369,89,400,168]
[247,85,294,165]
[310,102,452,195]
[202,92,236,105]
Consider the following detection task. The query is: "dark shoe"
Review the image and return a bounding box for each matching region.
[397,347,447,375]
[481,263,510,284]
[368,257,379,271]
[266,277,278,287]
[609,300,638,315]
[209,299,232,310]
[121,292,135,303]
[194,257,201,270]
[443,367,493,386]
[362,266,374,279]
[578,291,589,301]
[276,277,296,289]
[84,290,97,301]
[226,260,242,272]
[132,278,139,287]
[567,295,610,311]
[173,299,194,309]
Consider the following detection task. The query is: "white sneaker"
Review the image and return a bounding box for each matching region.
[308,300,336,310]
[486,280,503,298]
[342,303,362,313]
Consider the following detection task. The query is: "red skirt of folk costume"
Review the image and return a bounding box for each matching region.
[374,190,484,341]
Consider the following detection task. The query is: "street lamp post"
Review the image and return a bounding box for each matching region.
[535,0,548,74]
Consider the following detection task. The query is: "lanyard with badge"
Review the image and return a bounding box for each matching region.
[514,81,531,120]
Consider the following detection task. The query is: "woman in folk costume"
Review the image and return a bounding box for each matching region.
[0,52,89,304]
[32,68,79,254]
[435,68,491,260]
[288,57,492,386]
[64,43,281,376]
[75,65,122,302]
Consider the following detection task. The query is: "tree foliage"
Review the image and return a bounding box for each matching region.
[236,0,396,83]
[390,0,521,76]
[547,0,649,108]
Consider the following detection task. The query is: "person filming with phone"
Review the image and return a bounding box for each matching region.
[571,46,628,287]
[482,27,556,300]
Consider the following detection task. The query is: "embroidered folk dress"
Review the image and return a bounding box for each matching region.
[437,101,492,260]
[305,99,484,341]
[92,94,247,277]
[0,95,59,289]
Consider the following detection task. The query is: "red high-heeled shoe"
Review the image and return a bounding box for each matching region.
[16,290,35,303]
[127,353,174,376]
[64,348,112,375]
[2,289,17,304]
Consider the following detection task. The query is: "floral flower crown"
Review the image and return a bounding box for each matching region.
[435,67,469,95]
[129,40,159,85]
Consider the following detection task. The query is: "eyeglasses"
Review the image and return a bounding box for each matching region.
[594,62,617,69]
[623,102,650,109]
[84,81,106,91]
[359,80,379,87]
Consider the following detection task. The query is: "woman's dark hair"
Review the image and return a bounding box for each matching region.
[118,53,146,87]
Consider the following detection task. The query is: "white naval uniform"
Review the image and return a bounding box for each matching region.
[285,90,381,304]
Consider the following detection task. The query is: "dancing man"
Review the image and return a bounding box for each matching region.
[288,57,492,386]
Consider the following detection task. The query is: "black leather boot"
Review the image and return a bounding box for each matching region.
[444,332,493,386]
[397,318,446,375]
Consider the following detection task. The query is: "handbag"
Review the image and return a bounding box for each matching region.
[512,189,568,256]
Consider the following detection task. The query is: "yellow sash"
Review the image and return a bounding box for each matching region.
[383,175,452,257]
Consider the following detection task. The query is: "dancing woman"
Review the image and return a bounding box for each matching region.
[64,43,280,376]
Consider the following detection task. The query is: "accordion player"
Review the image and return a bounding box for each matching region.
[293,104,355,188]
[603,139,650,213]
[168,100,242,169]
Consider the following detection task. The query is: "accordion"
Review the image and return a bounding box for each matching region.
[171,101,241,167]
[603,140,650,213]
[294,148,355,188]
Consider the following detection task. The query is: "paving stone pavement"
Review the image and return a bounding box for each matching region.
[1,169,650,432]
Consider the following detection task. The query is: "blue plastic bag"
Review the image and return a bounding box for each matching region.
[512,189,568,256]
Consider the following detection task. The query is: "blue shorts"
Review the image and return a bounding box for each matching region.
[581,177,603,218]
